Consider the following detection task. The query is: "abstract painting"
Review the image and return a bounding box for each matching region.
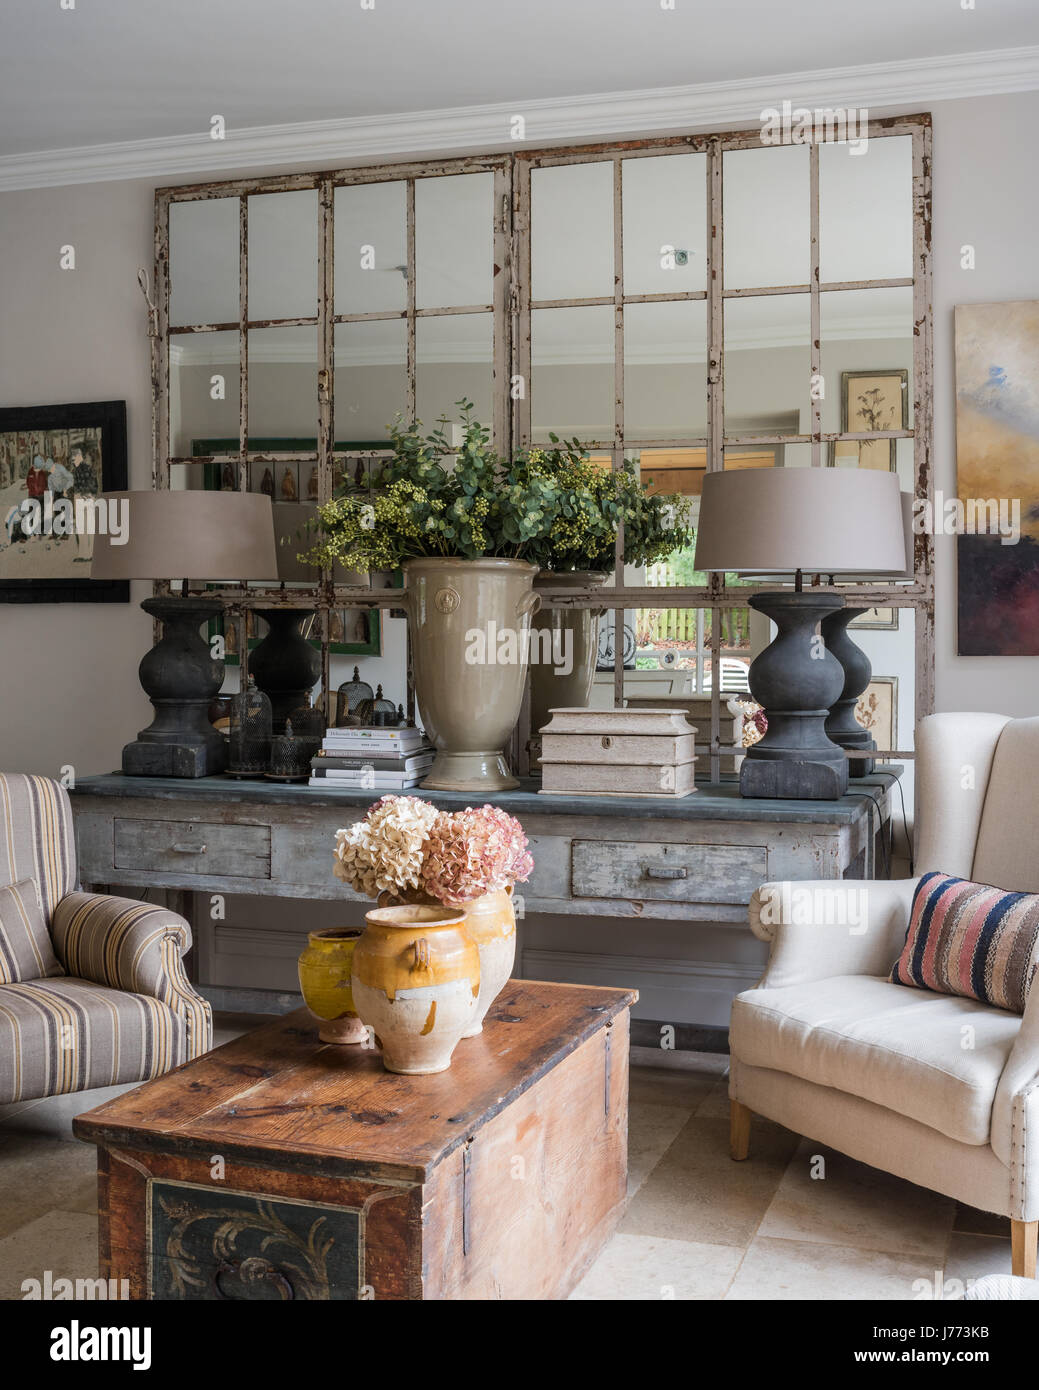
[955,301,1039,655]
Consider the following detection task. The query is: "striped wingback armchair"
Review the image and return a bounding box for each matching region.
[0,774,212,1105]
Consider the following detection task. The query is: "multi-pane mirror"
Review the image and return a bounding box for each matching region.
[156,118,932,780]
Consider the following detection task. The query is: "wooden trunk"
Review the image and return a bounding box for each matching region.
[74,981,634,1301]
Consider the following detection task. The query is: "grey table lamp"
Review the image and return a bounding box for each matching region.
[91,491,279,777]
[693,468,905,800]
[819,490,914,776]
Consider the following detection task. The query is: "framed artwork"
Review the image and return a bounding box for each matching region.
[849,607,899,631]
[855,676,898,752]
[829,370,909,471]
[0,400,129,603]
[955,300,1039,655]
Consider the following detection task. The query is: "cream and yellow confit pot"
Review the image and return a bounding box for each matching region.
[377,886,516,1037]
[351,904,480,1074]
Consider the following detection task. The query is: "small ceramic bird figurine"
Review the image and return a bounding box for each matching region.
[260,468,274,497]
[281,468,297,501]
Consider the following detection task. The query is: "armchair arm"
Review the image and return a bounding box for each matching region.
[50,892,210,1052]
[991,986,1039,1196]
[750,878,918,989]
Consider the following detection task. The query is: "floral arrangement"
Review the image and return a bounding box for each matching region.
[301,402,693,574]
[333,795,533,906]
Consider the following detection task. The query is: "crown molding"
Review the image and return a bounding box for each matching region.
[2,45,1038,193]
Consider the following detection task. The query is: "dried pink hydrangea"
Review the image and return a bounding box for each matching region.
[419,804,533,905]
[333,795,438,898]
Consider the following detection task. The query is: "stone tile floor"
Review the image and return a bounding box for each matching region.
[0,1018,1013,1301]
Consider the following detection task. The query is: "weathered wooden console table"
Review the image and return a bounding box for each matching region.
[69,770,899,1028]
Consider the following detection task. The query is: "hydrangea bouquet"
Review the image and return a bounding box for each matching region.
[333,796,533,906]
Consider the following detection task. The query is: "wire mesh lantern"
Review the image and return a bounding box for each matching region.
[266,717,320,782]
[266,695,324,781]
[368,685,397,727]
[335,666,373,728]
[227,678,273,778]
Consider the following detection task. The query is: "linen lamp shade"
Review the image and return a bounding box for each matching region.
[693,468,906,576]
[691,467,906,802]
[90,491,278,581]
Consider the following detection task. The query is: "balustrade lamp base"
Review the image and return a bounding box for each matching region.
[122,596,227,779]
[739,591,849,802]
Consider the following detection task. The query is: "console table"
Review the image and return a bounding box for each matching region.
[69,770,899,1027]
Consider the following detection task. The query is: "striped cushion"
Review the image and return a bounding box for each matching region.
[0,775,76,925]
[0,878,64,983]
[891,870,1039,1013]
[0,977,192,1105]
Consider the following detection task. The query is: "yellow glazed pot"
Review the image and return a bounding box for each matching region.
[351,905,480,1074]
[377,887,516,1038]
[297,928,369,1044]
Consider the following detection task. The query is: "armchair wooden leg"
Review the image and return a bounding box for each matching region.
[1012,1220,1038,1279]
[730,1099,751,1161]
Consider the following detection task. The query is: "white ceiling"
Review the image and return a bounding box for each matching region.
[2,0,1039,161]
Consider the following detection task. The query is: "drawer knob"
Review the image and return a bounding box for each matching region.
[644,865,687,880]
[172,842,207,854]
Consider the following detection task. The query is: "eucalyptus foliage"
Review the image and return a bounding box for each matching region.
[301,402,694,573]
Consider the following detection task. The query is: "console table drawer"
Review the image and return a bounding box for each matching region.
[571,839,767,905]
[113,819,271,879]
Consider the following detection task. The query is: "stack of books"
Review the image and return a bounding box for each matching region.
[308,726,434,791]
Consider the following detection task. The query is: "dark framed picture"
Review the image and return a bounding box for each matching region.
[829,370,909,471]
[849,606,900,631]
[0,400,129,603]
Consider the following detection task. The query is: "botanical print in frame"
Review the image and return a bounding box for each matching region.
[849,607,899,631]
[829,370,909,471]
[955,300,1039,655]
[0,400,129,602]
[855,676,897,753]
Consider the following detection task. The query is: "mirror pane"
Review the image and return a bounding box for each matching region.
[247,325,318,441]
[416,314,493,431]
[170,330,239,458]
[624,300,707,440]
[334,181,407,315]
[247,190,319,321]
[169,198,240,327]
[820,135,913,283]
[531,161,613,301]
[622,153,707,295]
[724,293,810,435]
[723,145,809,290]
[820,286,914,462]
[335,318,406,441]
[724,442,812,468]
[415,172,494,309]
[531,305,614,443]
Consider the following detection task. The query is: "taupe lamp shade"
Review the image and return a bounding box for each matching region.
[90,491,279,581]
[692,468,906,576]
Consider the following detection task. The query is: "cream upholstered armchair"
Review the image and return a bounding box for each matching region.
[730,712,1039,1277]
[0,773,211,1105]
